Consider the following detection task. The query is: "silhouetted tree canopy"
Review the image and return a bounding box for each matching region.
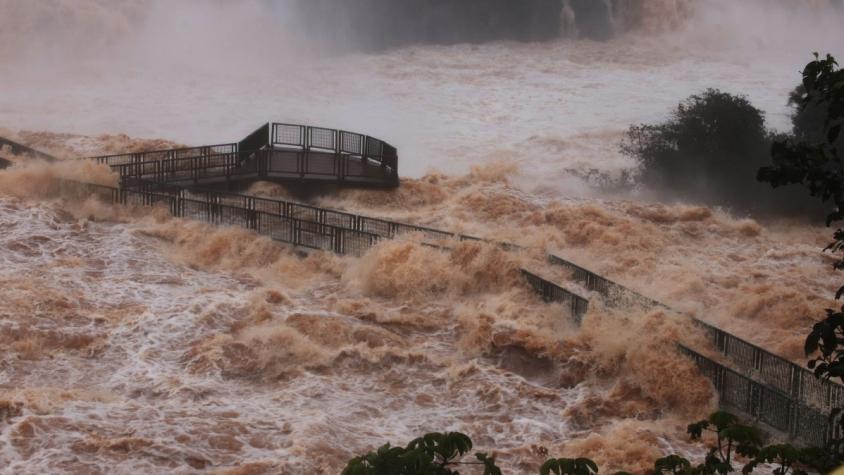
[622,89,820,217]
[341,416,823,475]
[758,53,844,470]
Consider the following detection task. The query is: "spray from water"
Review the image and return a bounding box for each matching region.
[2,1,844,472]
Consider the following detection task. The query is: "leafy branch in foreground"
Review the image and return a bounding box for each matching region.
[540,458,599,475]
[341,412,823,475]
[758,52,844,469]
[687,411,762,474]
[341,432,502,475]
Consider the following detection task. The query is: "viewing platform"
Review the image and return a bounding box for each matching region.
[90,122,399,189]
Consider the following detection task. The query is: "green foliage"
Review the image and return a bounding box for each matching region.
[342,423,828,475]
[759,53,844,228]
[788,83,844,150]
[622,88,817,216]
[654,455,692,474]
[341,432,502,475]
[741,444,807,475]
[539,458,599,475]
[477,453,504,475]
[687,411,762,474]
[757,53,844,469]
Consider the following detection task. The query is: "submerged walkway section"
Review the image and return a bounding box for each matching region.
[4,123,822,447]
[59,178,837,447]
[0,136,57,167]
[539,255,840,447]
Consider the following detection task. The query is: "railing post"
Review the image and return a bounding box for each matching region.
[828,381,834,411]
[336,229,344,255]
[790,364,802,399]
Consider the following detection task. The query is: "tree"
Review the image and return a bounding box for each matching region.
[653,455,692,475]
[757,53,844,469]
[341,423,821,475]
[742,444,813,475]
[341,432,502,475]
[342,432,609,475]
[540,458,599,475]
[789,82,844,151]
[687,411,762,475]
[622,89,819,216]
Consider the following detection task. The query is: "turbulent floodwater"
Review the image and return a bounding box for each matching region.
[2,0,844,473]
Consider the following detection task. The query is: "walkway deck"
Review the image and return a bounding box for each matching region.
[92,122,399,189]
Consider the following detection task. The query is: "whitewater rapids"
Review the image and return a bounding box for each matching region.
[1,0,843,473]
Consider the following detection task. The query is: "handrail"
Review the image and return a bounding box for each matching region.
[87,122,400,187]
[521,269,589,323]
[133,181,486,244]
[0,136,58,162]
[680,345,835,447]
[60,179,589,322]
[547,253,844,413]
[548,254,664,308]
[58,181,383,256]
[89,143,238,166]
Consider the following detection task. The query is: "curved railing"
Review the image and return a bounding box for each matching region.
[0,136,57,163]
[89,122,399,188]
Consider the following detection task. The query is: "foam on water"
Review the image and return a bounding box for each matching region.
[2,1,843,472]
[0,191,721,473]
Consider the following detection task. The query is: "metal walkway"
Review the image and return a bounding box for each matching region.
[0,136,58,167]
[90,122,399,189]
[3,128,836,447]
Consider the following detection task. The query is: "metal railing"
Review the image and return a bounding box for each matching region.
[548,254,664,308]
[681,345,835,447]
[521,270,589,324]
[59,179,588,322]
[60,180,508,256]
[547,253,844,415]
[0,136,58,162]
[89,122,399,188]
[114,151,246,186]
[238,123,271,164]
[91,143,238,167]
[142,182,481,244]
[269,123,398,185]
[59,181,383,256]
[55,178,839,446]
[695,319,844,414]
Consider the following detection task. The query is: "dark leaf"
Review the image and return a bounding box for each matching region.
[830,124,842,144]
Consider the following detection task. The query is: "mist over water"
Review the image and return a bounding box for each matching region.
[2,0,843,185]
[1,1,844,473]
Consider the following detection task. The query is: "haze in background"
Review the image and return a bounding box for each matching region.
[1,0,843,191]
[2,2,844,472]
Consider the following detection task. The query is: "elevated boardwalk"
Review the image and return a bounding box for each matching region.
[0,136,58,167]
[4,128,835,448]
[92,123,399,189]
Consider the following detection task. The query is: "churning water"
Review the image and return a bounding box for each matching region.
[1,1,843,473]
